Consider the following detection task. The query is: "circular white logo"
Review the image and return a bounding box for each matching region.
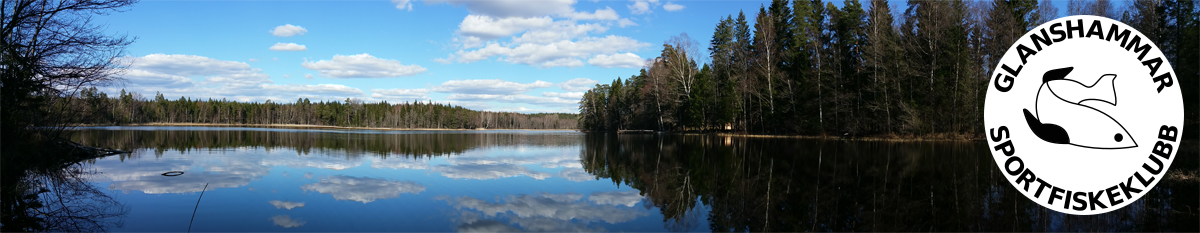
[984,15,1182,215]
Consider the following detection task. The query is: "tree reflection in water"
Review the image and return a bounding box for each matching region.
[2,160,129,232]
[70,127,581,159]
[580,134,1199,231]
[12,128,1194,231]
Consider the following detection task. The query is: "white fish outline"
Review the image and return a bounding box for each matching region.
[1024,67,1137,149]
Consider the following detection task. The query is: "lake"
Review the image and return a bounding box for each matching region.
[17,127,1198,231]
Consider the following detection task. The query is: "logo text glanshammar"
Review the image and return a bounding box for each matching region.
[984,15,1183,216]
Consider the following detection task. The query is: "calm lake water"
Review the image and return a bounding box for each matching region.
[37,127,1199,231]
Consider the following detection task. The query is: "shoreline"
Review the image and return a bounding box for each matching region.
[71,123,985,141]
[681,132,980,141]
[69,123,580,132]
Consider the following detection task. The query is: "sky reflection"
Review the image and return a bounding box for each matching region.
[76,128,670,232]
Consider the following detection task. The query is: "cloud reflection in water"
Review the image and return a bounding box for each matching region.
[271,215,306,228]
[443,192,647,224]
[301,175,426,203]
[433,164,553,180]
[269,200,306,210]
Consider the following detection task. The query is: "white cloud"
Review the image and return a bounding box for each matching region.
[269,200,306,210]
[302,54,427,78]
[542,92,584,99]
[428,0,576,18]
[262,84,364,96]
[444,100,492,110]
[261,83,369,102]
[269,43,307,51]
[588,191,642,207]
[431,0,624,22]
[441,0,631,52]
[541,58,585,68]
[249,58,260,62]
[301,176,426,203]
[123,54,259,77]
[392,0,413,11]
[451,35,490,49]
[271,215,306,228]
[304,73,314,79]
[120,69,196,89]
[112,54,339,102]
[628,0,659,15]
[370,88,430,102]
[617,18,638,27]
[447,94,578,109]
[270,24,307,37]
[587,53,643,68]
[556,78,598,91]
[565,7,619,20]
[437,0,643,70]
[433,79,552,95]
[456,15,607,47]
[448,35,649,68]
[510,23,607,45]
[111,54,384,103]
[458,15,554,40]
[663,2,684,11]
[202,72,271,91]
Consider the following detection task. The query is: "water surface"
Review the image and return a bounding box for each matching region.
[43,127,1199,231]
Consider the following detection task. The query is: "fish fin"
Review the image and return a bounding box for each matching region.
[1047,74,1118,107]
[1024,108,1070,144]
[1043,67,1074,83]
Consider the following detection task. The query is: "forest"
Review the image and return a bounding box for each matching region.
[64,88,578,130]
[577,0,1199,136]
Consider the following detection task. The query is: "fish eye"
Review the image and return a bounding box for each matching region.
[1114,133,1123,142]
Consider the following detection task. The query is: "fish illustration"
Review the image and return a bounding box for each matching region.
[1023,67,1137,149]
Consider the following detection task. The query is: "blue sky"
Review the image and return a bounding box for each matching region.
[95,0,778,113]
[97,0,1079,113]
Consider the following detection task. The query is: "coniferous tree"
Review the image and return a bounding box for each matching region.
[574,0,1198,139]
[863,0,899,133]
[710,16,738,129]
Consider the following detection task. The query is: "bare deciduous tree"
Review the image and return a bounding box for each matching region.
[2,0,137,141]
[1034,0,1060,25]
[665,34,698,96]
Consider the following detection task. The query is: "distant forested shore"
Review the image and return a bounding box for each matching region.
[64,88,578,130]
[578,0,1198,136]
[69,123,579,131]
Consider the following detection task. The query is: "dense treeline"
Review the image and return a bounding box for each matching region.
[578,0,1199,136]
[70,129,581,159]
[66,89,578,129]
